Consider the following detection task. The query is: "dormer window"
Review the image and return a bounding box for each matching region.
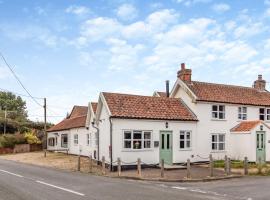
[238,107,247,120]
[212,105,225,119]
[259,108,270,121]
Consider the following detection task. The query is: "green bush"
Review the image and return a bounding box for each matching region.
[0,134,17,148]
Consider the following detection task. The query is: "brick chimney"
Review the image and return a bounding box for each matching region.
[177,63,192,83]
[253,75,266,91]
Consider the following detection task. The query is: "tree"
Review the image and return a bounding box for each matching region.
[0,91,28,133]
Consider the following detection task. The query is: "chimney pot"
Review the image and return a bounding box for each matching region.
[181,63,185,70]
[177,63,192,83]
[253,74,266,91]
[166,80,170,97]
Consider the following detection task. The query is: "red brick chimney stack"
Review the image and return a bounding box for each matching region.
[177,63,192,83]
[253,74,266,91]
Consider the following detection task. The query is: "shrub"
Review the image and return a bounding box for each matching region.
[24,132,41,144]
[14,133,27,144]
[0,134,17,148]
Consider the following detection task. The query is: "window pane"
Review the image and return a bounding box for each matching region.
[212,143,217,150]
[260,115,265,120]
[267,109,270,114]
[144,132,151,139]
[186,141,191,148]
[243,114,247,120]
[260,108,265,114]
[219,105,224,111]
[212,112,218,118]
[219,134,225,142]
[238,107,241,112]
[133,132,142,139]
[219,143,225,150]
[212,135,217,142]
[133,140,142,149]
[238,114,242,119]
[212,105,218,111]
[144,141,151,148]
[243,107,247,113]
[124,131,131,139]
[267,115,270,121]
[167,134,170,149]
[162,134,164,149]
[180,141,185,149]
[180,133,185,140]
[219,112,224,119]
[124,141,131,148]
[186,132,190,139]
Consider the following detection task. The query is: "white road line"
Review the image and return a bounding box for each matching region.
[189,189,207,194]
[0,169,24,178]
[36,180,85,196]
[171,186,187,190]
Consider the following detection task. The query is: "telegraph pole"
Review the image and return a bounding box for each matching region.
[3,109,7,135]
[44,98,47,150]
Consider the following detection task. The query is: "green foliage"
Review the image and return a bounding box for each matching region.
[0,133,28,148]
[24,132,41,144]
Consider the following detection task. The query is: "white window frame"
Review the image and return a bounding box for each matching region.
[259,108,270,121]
[211,133,225,151]
[238,106,247,120]
[74,134,78,146]
[179,130,192,150]
[212,105,225,120]
[122,130,152,151]
[48,138,55,146]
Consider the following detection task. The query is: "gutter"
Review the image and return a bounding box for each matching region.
[91,122,100,161]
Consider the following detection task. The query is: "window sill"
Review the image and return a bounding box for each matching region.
[211,150,226,153]
[179,148,192,151]
[122,149,154,152]
[211,119,227,121]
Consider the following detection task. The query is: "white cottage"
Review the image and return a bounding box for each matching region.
[47,103,98,158]
[170,63,270,163]
[95,92,198,168]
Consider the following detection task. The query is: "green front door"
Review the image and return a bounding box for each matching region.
[160,131,173,165]
[256,131,266,163]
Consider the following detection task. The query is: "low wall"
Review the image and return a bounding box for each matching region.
[0,147,14,154]
[0,144,42,154]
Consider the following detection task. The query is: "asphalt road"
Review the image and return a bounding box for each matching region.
[0,159,269,200]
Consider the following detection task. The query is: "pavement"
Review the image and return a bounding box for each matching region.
[0,159,269,200]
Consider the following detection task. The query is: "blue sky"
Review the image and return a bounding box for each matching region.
[0,0,270,123]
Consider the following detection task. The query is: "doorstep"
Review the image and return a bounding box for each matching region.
[163,164,186,170]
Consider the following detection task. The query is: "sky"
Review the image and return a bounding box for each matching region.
[0,0,270,123]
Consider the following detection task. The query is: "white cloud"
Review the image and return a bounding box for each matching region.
[65,5,90,16]
[265,8,270,17]
[80,17,121,42]
[175,0,212,6]
[233,22,266,38]
[116,4,138,21]
[212,3,230,13]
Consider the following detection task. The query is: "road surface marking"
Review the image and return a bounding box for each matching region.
[0,169,24,178]
[171,186,187,190]
[189,189,207,194]
[36,180,85,196]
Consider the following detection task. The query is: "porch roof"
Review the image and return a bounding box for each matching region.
[230,120,270,133]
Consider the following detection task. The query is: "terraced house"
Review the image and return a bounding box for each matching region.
[47,63,270,168]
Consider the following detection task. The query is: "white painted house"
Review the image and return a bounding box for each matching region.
[94,63,270,168]
[47,103,98,158]
[47,63,270,168]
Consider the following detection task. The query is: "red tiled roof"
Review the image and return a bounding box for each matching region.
[102,92,197,121]
[69,106,88,118]
[230,120,270,132]
[186,81,270,106]
[48,105,87,132]
[230,120,261,132]
[47,115,87,132]
[91,102,98,114]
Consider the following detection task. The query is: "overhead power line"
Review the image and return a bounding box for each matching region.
[0,52,43,107]
[0,87,43,99]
